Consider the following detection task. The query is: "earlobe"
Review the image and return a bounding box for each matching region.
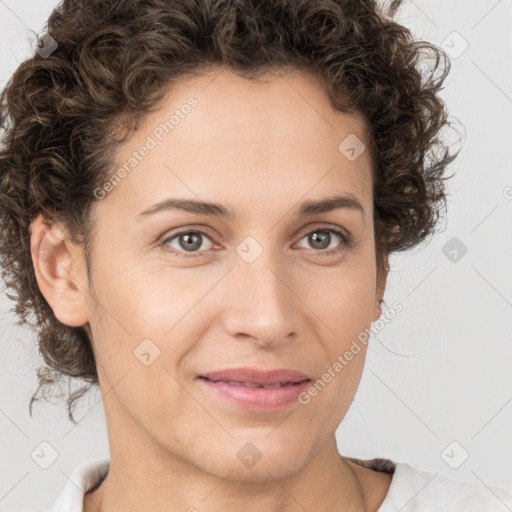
[373,298,383,321]
[373,260,389,321]
[29,214,90,327]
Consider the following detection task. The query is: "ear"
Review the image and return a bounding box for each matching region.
[372,258,389,322]
[29,214,90,327]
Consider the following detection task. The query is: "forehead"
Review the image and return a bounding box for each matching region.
[101,66,374,221]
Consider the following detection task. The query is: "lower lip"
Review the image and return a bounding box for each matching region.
[198,377,311,410]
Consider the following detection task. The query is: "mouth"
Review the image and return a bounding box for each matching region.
[198,376,310,389]
[198,367,311,386]
[197,372,312,410]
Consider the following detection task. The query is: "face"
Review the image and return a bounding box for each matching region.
[44,67,387,481]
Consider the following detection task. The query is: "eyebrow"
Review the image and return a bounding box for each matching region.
[135,194,364,220]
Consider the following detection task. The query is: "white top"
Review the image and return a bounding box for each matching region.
[49,457,512,512]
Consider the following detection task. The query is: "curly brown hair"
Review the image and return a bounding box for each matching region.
[0,0,461,424]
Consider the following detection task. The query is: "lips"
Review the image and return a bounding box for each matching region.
[198,368,312,410]
[201,379,298,389]
[199,367,311,387]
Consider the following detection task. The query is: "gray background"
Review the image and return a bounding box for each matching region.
[1,0,511,510]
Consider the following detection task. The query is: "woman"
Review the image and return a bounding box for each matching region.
[1,0,510,510]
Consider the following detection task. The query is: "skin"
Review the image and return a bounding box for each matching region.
[30,66,392,512]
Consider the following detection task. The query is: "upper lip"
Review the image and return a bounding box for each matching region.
[199,367,311,385]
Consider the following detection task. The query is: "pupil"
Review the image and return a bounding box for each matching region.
[310,231,329,250]
[180,233,201,251]
[177,231,331,252]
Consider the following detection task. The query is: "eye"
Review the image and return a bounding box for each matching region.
[161,225,352,259]
[162,228,215,258]
[295,227,352,255]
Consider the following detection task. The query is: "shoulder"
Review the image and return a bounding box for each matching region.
[378,461,512,512]
[49,458,110,512]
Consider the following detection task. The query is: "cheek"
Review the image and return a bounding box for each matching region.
[309,265,377,334]
[91,252,206,335]
[87,261,217,394]
[302,266,376,399]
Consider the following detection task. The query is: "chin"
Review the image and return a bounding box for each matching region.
[198,441,312,483]
[216,459,306,483]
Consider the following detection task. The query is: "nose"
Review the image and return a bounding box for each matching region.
[221,249,300,348]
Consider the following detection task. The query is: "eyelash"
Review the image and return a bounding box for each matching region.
[160,226,353,259]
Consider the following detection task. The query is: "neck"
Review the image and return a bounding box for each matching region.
[84,438,370,512]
